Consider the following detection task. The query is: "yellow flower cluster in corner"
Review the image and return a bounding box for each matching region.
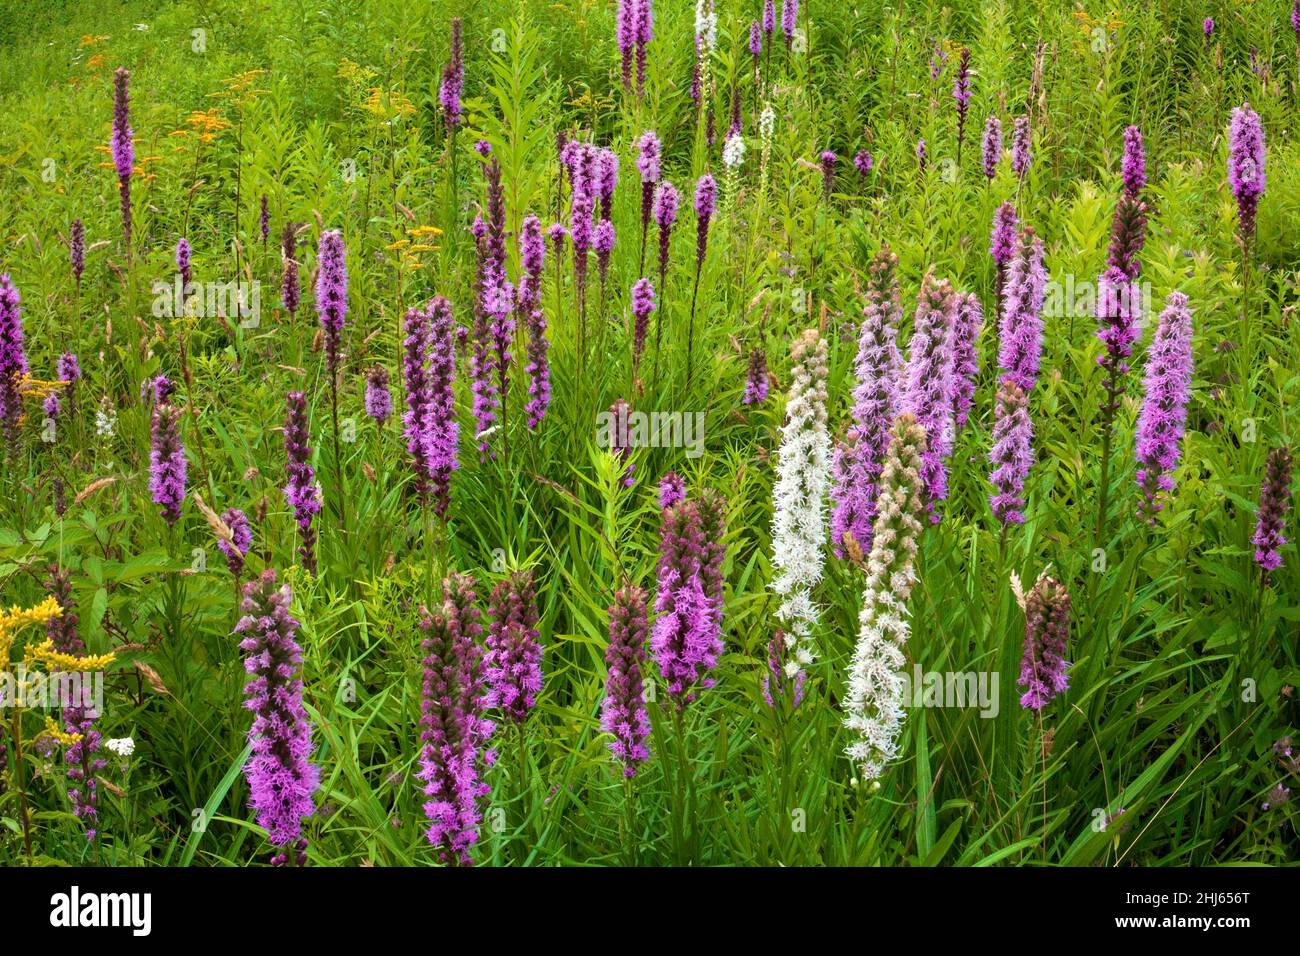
[384,225,445,271]
[0,597,62,663]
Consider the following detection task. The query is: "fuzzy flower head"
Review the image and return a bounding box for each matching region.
[659,471,685,509]
[364,365,392,423]
[854,150,873,176]
[1253,446,1294,579]
[1121,124,1146,198]
[0,273,28,445]
[110,67,133,180]
[1135,291,1194,521]
[149,403,187,526]
[842,415,929,779]
[236,571,319,865]
[1018,576,1071,710]
[989,202,1018,265]
[485,571,544,724]
[722,133,746,170]
[1227,104,1267,242]
[602,585,651,776]
[901,274,957,520]
[769,330,831,676]
[988,380,1033,525]
[1011,115,1032,177]
[982,115,1002,179]
[314,229,348,376]
[636,130,662,183]
[217,507,253,576]
[998,226,1047,392]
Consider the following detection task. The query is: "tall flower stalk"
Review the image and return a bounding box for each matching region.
[0,273,28,450]
[417,573,495,865]
[315,229,348,535]
[149,402,187,527]
[686,174,716,390]
[953,47,972,166]
[831,247,901,556]
[901,275,957,521]
[237,571,319,865]
[997,226,1047,393]
[518,215,550,428]
[843,414,928,780]
[1092,267,1143,543]
[110,68,133,256]
[283,391,320,574]
[988,379,1032,527]
[768,330,830,690]
[1135,292,1194,522]
[1018,576,1071,710]
[1253,446,1294,583]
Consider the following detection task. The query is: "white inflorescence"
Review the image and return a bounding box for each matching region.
[768,330,830,675]
[842,415,928,779]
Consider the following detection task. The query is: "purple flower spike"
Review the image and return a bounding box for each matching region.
[631,277,655,371]
[982,115,1002,180]
[997,226,1047,392]
[283,391,320,574]
[652,488,726,707]
[1227,103,1267,243]
[603,585,652,776]
[831,247,901,555]
[743,346,769,405]
[659,470,685,509]
[1253,446,1294,580]
[237,571,319,866]
[70,218,85,285]
[1135,291,1194,521]
[1121,124,1146,198]
[149,403,187,527]
[439,18,464,132]
[950,292,983,431]
[486,571,544,724]
[988,379,1033,525]
[364,365,392,423]
[0,273,28,447]
[1011,115,1032,178]
[417,573,495,865]
[218,508,253,576]
[1018,577,1071,710]
[314,229,348,378]
[901,274,957,521]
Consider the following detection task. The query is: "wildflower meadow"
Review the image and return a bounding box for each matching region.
[1,0,1299,879]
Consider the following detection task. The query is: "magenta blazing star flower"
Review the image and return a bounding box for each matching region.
[111,68,133,250]
[1203,17,1214,38]
[485,571,544,723]
[982,115,1002,179]
[781,0,798,44]
[283,391,320,573]
[1121,124,1146,197]
[417,574,495,865]
[0,273,28,447]
[603,585,651,776]
[763,0,776,36]
[237,571,319,866]
[634,0,654,94]
[281,223,300,316]
[631,276,655,370]
[950,292,983,431]
[1094,265,1143,405]
[749,21,762,58]
[314,229,348,377]
[518,215,551,429]
[598,148,619,221]
[831,247,901,554]
[403,298,459,514]
[1227,103,1267,243]
[953,48,972,159]
[218,507,252,576]
[1253,446,1293,579]
[617,0,635,89]
[439,18,464,132]
[149,403,187,526]
[659,471,686,509]
[1135,291,1194,521]
[854,150,873,176]
[364,365,392,423]
[693,173,716,266]
[653,489,727,707]
[988,379,1032,525]
[989,201,1018,275]
[819,150,837,196]
[901,274,957,521]
[70,218,85,286]
[1018,577,1071,710]
[1011,115,1032,177]
[653,180,678,282]
[915,139,927,174]
[743,346,769,405]
[997,226,1047,392]
[260,194,270,246]
[175,237,192,288]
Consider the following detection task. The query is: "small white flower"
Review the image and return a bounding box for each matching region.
[104,737,135,757]
[759,105,776,142]
[94,399,117,438]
